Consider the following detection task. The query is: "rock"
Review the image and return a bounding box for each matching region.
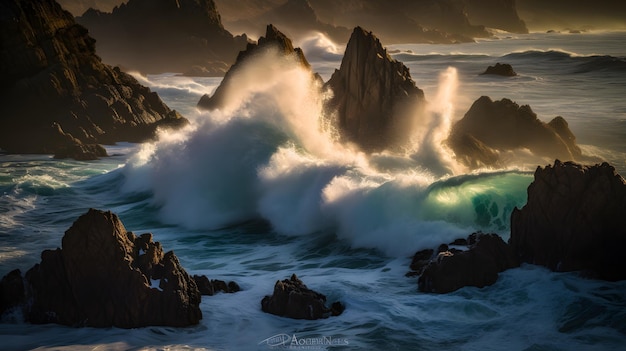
[481,63,517,76]
[447,96,582,168]
[193,275,240,295]
[197,24,316,110]
[0,269,25,316]
[21,209,201,328]
[464,0,529,34]
[76,0,249,75]
[261,274,344,320]
[510,160,626,281]
[414,233,519,293]
[324,27,426,152]
[0,0,188,159]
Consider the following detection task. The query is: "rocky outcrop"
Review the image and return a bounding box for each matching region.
[411,233,519,294]
[0,0,187,160]
[448,96,581,168]
[261,274,344,320]
[324,27,426,152]
[481,63,517,76]
[76,0,249,76]
[197,24,314,110]
[464,0,528,34]
[510,160,626,281]
[193,275,240,295]
[1,209,202,328]
[0,269,25,316]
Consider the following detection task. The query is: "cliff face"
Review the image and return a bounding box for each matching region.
[0,0,187,158]
[464,0,528,34]
[324,27,426,152]
[197,24,314,110]
[448,96,581,168]
[76,0,249,75]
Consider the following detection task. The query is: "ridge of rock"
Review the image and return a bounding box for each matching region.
[76,0,248,76]
[510,160,626,281]
[197,24,314,110]
[447,96,581,168]
[0,0,187,159]
[324,26,426,151]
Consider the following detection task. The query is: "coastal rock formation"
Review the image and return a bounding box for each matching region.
[261,274,344,320]
[464,0,528,34]
[481,63,517,76]
[76,0,249,75]
[0,0,187,159]
[0,269,25,316]
[4,209,201,328]
[448,96,581,168]
[197,24,314,110]
[413,233,519,293]
[510,160,626,281]
[324,27,426,151]
[193,275,240,295]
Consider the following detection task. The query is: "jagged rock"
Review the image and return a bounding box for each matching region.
[193,275,240,295]
[447,96,581,168]
[261,274,344,320]
[76,0,248,75]
[510,160,626,281]
[324,27,426,152]
[0,269,25,316]
[197,24,316,110]
[464,0,528,34]
[481,63,517,76]
[416,233,519,293]
[0,0,187,159]
[18,209,201,328]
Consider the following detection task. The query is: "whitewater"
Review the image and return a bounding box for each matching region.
[1,31,626,350]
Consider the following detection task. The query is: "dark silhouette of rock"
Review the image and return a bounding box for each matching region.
[415,233,520,293]
[197,24,315,110]
[324,27,426,152]
[448,96,582,168]
[193,275,240,295]
[0,0,187,160]
[76,0,249,75]
[0,269,25,316]
[10,209,202,328]
[481,63,517,76]
[464,0,528,34]
[510,160,626,281]
[261,274,344,319]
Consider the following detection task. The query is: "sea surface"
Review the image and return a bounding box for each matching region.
[1,31,626,350]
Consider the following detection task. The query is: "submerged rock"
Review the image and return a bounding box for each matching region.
[197,24,315,110]
[261,274,344,320]
[481,63,517,76]
[415,233,519,293]
[448,96,581,168]
[510,160,626,281]
[193,275,240,295]
[2,209,201,328]
[324,27,426,152]
[0,0,187,160]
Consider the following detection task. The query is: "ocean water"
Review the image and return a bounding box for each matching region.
[1,31,626,350]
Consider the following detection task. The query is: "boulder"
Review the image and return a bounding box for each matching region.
[0,0,188,159]
[76,0,249,75]
[324,27,426,151]
[414,233,519,293]
[481,63,517,76]
[17,209,201,328]
[197,24,316,110]
[510,160,626,281]
[448,96,582,168]
[193,275,240,295]
[0,269,25,316]
[261,274,344,320]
